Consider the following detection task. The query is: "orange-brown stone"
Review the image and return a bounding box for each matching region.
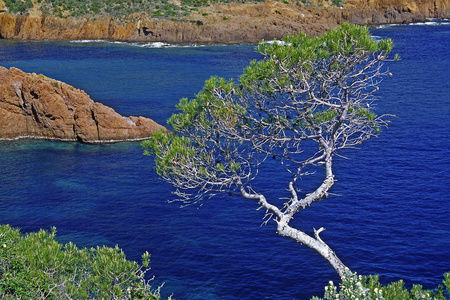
[0,0,448,44]
[0,66,165,143]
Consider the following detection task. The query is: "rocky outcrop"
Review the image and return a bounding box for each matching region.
[0,0,449,44]
[0,0,6,14]
[0,8,329,44]
[0,66,165,143]
[333,0,450,25]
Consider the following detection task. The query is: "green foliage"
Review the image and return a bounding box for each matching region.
[30,0,191,19]
[143,24,394,200]
[143,129,197,176]
[313,109,338,123]
[248,23,391,77]
[238,24,390,141]
[167,76,241,132]
[143,25,395,280]
[181,0,209,7]
[143,77,246,180]
[331,0,343,7]
[3,0,33,14]
[4,0,263,18]
[242,24,391,94]
[0,224,167,299]
[312,271,450,300]
[444,273,450,293]
[239,59,277,94]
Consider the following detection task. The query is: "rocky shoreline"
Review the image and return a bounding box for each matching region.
[0,67,166,143]
[0,0,448,143]
[0,0,449,45]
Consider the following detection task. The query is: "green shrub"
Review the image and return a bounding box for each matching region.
[5,0,267,17]
[4,0,33,14]
[331,0,343,7]
[312,269,450,300]
[181,0,209,7]
[0,224,168,299]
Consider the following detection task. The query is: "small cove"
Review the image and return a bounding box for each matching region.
[0,22,449,299]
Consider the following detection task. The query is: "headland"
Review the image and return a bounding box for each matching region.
[0,66,166,143]
[0,0,449,45]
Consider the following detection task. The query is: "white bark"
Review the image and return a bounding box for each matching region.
[277,223,348,279]
[147,26,393,279]
[239,149,349,279]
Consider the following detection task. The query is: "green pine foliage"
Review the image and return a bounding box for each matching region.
[0,224,167,299]
[144,24,394,185]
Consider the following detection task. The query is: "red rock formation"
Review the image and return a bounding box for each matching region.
[0,66,165,143]
[0,0,448,44]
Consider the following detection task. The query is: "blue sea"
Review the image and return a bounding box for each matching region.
[0,21,449,299]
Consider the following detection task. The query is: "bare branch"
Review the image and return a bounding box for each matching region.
[144,24,394,280]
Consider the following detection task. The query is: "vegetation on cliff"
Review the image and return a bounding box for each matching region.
[2,0,448,44]
[3,0,32,14]
[3,0,267,19]
[2,0,343,20]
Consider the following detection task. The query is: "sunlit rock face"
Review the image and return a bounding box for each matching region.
[0,66,165,143]
[0,0,448,44]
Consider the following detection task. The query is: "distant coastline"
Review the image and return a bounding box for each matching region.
[0,0,449,44]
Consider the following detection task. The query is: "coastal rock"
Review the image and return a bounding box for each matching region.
[0,0,6,13]
[0,0,448,44]
[0,66,165,143]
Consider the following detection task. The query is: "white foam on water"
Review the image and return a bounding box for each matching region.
[70,39,108,43]
[69,39,201,48]
[376,24,402,29]
[377,19,450,29]
[412,21,442,26]
[370,35,383,42]
[261,40,292,46]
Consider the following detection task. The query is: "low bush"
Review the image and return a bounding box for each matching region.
[3,0,265,19]
[312,269,450,300]
[0,225,168,299]
[3,0,33,14]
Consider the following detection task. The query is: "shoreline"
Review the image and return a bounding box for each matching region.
[1,0,449,45]
[0,135,155,144]
[12,17,445,48]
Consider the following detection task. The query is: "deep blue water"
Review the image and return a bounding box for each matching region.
[0,22,449,299]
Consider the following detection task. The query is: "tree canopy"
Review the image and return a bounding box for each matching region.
[143,23,395,279]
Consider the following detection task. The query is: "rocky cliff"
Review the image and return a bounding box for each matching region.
[0,66,165,143]
[0,0,449,44]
